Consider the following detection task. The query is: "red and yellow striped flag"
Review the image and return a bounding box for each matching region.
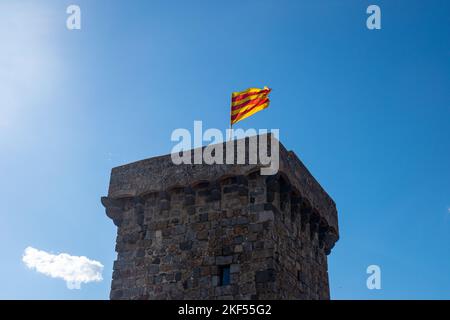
[230,86,271,125]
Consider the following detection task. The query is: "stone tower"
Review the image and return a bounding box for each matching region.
[102,134,339,300]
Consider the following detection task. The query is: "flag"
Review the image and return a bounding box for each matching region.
[230,86,271,125]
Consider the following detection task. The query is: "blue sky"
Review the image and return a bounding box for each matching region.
[0,0,449,299]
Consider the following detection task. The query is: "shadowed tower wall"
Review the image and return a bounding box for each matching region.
[102,136,339,299]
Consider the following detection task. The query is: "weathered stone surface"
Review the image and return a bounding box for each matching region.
[106,134,338,232]
[102,134,339,300]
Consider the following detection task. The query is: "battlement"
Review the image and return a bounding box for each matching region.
[102,134,339,299]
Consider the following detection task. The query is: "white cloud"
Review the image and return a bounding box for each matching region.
[22,247,103,289]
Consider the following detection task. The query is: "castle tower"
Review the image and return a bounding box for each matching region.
[102,134,339,299]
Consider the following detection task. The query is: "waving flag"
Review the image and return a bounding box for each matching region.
[230,86,271,125]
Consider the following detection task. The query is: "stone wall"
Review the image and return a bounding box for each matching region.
[102,135,339,300]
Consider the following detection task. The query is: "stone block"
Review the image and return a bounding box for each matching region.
[216,256,233,265]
